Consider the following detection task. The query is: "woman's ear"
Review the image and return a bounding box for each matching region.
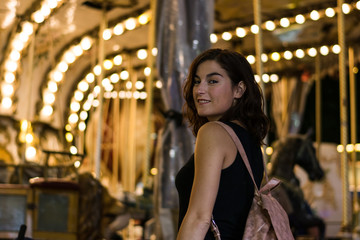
[234,81,246,98]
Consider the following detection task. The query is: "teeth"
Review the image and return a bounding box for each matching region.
[198,100,209,103]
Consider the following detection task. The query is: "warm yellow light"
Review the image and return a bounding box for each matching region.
[52,71,63,82]
[310,10,320,21]
[74,90,84,102]
[138,12,150,25]
[221,32,232,41]
[25,146,37,160]
[57,61,68,72]
[150,168,158,175]
[113,55,122,65]
[355,143,360,152]
[65,124,72,132]
[155,80,163,89]
[152,48,158,56]
[103,59,113,70]
[261,54,268,63]
[103,28,112,40]
[86,73,95,83]
[110,73,120,83]
[270,74,279,83]
[43,91,55,104]
[125,18,136,30]
[140,92,147,100]
[114,23,124,35]
[332,44,341,54]
[25,133,34,144]
[210,33,218,43]
[135,81,145,90]
[235,27,246,38]
[93,65,102,76]
[346,144,354,152]
[262,74,270,83]
[5,60,18,72]
[342,3,351,14]
[320,46,329,56]
[20,120,29,131]
[295,49,305,58]
[325,8,336,17]
[78,122,86,131]
[307,48,317,57]
[68,113,79,124]
[357,1,360,10]
[144,67,151,76]
[64,51,76,64]
[246,55,256,65]
[70,146,78,154]
[265,21,276,31]
[137,49,148,60]
[337,144,344,153]
[32,11,45,23]
[70,101,81,112]
[120,70,129,80]
[295,14,305,24]
[80,36,92,50]
[72,45,83,57]
[80,111,88,120]
[1,97,12,109]
[126,81,132,90]
[4,72,15,83]
[279,18,290,28]
[250,25,259,34]
[265,147,273,155]
[1,84,14,97]
[40,105,53,117]
[74,161,81,168]
[78,80,89,92]
[9,50,20,61]
[270,52,281,61]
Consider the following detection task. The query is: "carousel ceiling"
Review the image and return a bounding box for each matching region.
[0,0,359,130]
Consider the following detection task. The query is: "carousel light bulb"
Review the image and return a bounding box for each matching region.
[133,91,140,99]
[103,59,113,70]
[295,14,305,24]
[64,51,76,64]
[78,80,89,92]
[5,60,18,72]
[270,52,281,61]
[119,90,126,99]
[12,38,24,51]
[235,27,246,38]
[43,91,55,104]
[5,72,15,83]
[262,74,270,83]
[83,101,92,111]
[70,101,80,112]
[65,132,73,142]
[80,111,88,120]
[48,0,58,9]
[320,46,329,55]
[68,113,79,124]
[140,92,147,100]
[78,122,86,131]
[25,133,34,144]
[144,67,151,76]
[9,50,20,61]
[279,18,290,28]
[126,81,132,90]
[357,1,360,10]
[80,36,92,50]
[155,80,163,89]
[120,70,129,80]
[93,65,102,76]
[1,84,14,96]
[342,3,351,14]
[250,25,259,34]
[137,49,148,60]
[103,29,112,40]
[32,11,45,23]
[70,146,78,155]
[135,81,145,90]
[346,144,354,152]
[152,48,158,56]
[265,21,276,31]
[86,73,95,83]
[125,18,136,30]
[74,90,84,101]
[26,146,37,160]
[138,12,150,25]
[110,73,120,83]
[254,75,261,83]
[310,10,320,21]
[325,8,336,17]
[52,70,63,82]
[57,61,68,72]
[18,32,29,43]
[307,48,317,57]
[22,22,34,35]
[221,32,232,41]
[261,54,268,62]
[40,105,53,117]
[72,45,83,57]
[114,23,125,35]
[210,33,218,43]
[270,74,279,83]
[337,144,344,153]
[113,55,122,65]
[332,44,341,54]
[246,55,256,65]
[295,49,305,58]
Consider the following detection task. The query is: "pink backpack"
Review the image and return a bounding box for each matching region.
[210,121,294,240]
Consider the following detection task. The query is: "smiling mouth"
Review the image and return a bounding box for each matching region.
[198,99,210,104]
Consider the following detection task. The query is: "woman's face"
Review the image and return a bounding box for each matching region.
[192,60,238,121]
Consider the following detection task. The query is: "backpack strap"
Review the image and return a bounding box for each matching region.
[214,121,268,191]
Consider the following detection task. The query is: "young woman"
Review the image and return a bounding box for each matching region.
[175,48,269,239]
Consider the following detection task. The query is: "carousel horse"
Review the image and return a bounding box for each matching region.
[269,134,326,239]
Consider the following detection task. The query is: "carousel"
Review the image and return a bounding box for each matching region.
[0,0,359,239]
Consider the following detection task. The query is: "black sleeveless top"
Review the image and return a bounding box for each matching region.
[175,121,264,239]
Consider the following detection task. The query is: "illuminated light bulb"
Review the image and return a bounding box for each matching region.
[356,1,360,10]
[103,28,112,40]
[307,48,317,57]
[138,12,150,25]
[64,51,76,64]
[1,84,14,96]
[135,81,145,90]
[119,90,126,99]
[57,61,68,72]
[22,22,34,35]
[126,91,132,99]
[144,67,151,76]
[250,25,259,34]
[295,14,305,24]
[346,144,354,152]
[92,99,99,107]
[235,27,246,38]
[283,51,293,60]
[70,101,81,112]
[320,46,329,56]
[310,10,320,21]
[18,32,29,43]
[120,70,129,80]
[78,80,89,92]
[86,73,95,83]
[150,168,158,176]
[25,133,34,144]
[337,144,344,153]
[20,120,28,132]
[52,71,63,82]
[221,32,232,41]
[70,146,78,155]
[80,111,88,120]
[26,146,37,160]
[5,72,15,83]
[266,147,273,155]
[5,60,18,72]
[125,18,136,30]
[80,36,92,50]
[111,91,118,99]
[270,52,281,61]
[74,161,81,168]
[261,53,268,62]
[325,8,336,17]
[155,80,163,88]
[114,23,125,35]
[48,0,58,9]
[133,91,140,99]
[126,81,132,90]
[74,90,84,101]
[246,55,256,65]
[94,85,101,95]
[332,44,341,54]
[93,65,102,76]
[43,91,55,104]
[152,48,158,56]
[262,74,270,83]
[265,21,276,31]
[140,92,147,100]
[103,59,113,70]
[137,49,148,60]
[9,50,20,62]
[270,74,279,83]
[68,113,79,124]
[40,104,53,117]
[355,143,360,151]
[83,101,91,111]
[342,3,351,14]
[110,73,120,83]
[78,122,86,131]
[102,78,111,87]
[65,124,72,132]
[72,45,83,57]
[279,18,290,28]
[113,55,122,65]
[104,84,114,93]
[295,49,305,58]
[12,39,24,51]
[65,132,73,142]
[32,11,45,23]
[254,75,261,83]
[210,33,218,43]
[41,3,51,17]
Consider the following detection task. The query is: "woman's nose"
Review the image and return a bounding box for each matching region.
[196,82,206,94]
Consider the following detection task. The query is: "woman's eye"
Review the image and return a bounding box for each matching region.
[208,79,218,84]
[193,79,200,85]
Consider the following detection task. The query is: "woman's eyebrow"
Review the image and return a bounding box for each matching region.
[194,72,223,79]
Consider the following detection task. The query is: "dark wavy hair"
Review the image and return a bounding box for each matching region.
[183,48,269,146]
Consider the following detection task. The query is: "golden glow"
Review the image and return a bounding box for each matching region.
[246,55,255,65]
[265,147,273,155]
[307,48,317,57]
[279,18,290,28]
[320,46,329,56]
[103,28,112,40]
[114,23,125,35]
[250,25,259,34]
[337,144,344,153]
[265,20,276,31]
[295,14,305,24]
[137,49,148,60]
[103,59,113,70]
[125,18,136,30]
[325,8,336,17]
[210,33,218,43]
[113,55,122,65]
[221,32,232,41]
[310,10,320,21]
[235,27,246,38]
[270,52,280,61]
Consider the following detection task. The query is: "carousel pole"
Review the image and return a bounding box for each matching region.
[315,53,321,160]
[94,3,107,179]
[143,0,157,190]
[349,47,359,231]
[337,0,351,234]
[253,0,268,156]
